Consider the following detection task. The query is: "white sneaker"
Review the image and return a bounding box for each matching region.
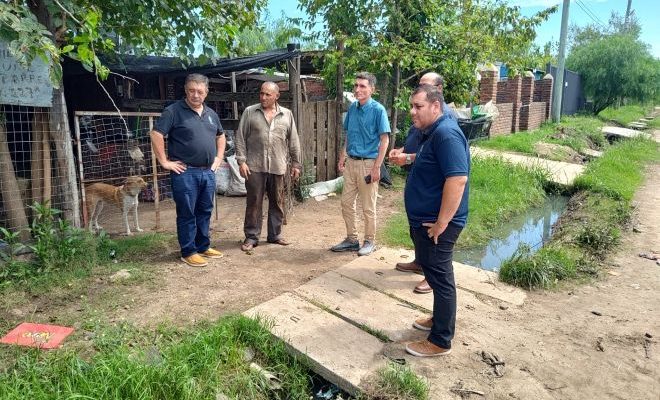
[358,240,375,256]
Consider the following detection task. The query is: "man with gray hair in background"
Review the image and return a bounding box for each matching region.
[331,72,390,256]
[151,73,226,267]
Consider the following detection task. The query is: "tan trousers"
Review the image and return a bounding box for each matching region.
[341,158,379,241]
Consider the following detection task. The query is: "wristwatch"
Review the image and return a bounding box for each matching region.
[405,154,412,165]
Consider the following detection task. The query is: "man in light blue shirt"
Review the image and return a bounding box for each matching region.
[331,72,390,256]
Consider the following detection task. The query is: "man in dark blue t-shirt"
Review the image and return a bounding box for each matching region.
[150,73,226,268]
[389,72,456,295]
[403,84,470,357]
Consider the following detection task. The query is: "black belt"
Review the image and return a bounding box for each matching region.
[348,155,374,161]
[186,165,212,169]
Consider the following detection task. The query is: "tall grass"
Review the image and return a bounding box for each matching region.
[500,137,659,289]
[381,157,548,249]
[598,104,658,127]
[476,116,605,154]
[574,137,660,201]
[0,316,311,400]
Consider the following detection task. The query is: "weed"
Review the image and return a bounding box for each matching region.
[0,316,312,400]
[361,362,429,400]
[294,162,316,202]
[576,224,620,255]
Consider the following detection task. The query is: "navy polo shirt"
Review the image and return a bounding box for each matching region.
[403,103,456,154]
[154,99,224,167]
[404,114,470,228]
[344,98,390,158]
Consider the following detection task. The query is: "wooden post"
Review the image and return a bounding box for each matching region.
[149,116,160,230]
[389,63,400,152]
[50,88,81,227]
[0,110,30,239]
[335,39,345,174]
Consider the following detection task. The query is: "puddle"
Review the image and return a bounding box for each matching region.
[454,195,568,271]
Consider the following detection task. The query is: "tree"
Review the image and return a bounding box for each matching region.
[0,0,263,227]
[566,33,659,114]
[299,0,556,107]
[233,13,318,56]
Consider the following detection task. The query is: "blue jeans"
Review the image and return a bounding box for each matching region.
[170,167,216,257]
[412,223,463,349]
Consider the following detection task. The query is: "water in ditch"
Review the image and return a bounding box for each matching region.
[454,195,568,271]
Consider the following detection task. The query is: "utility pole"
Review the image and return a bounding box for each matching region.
[625,0,633,30]
[552,0,570,123]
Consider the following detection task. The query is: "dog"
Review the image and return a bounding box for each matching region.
[86,176,147,235]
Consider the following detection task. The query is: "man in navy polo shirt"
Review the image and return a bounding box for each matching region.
[404,84,470,357]
[150,73,226,267]
[331,72,390,256]
[389,72,456,295]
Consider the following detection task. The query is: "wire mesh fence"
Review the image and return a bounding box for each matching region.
[74,111,170,235]
[0,104,72,236]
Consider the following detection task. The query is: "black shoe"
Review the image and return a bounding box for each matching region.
[330,238,360,252]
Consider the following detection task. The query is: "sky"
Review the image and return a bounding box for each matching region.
[267,0,660,58]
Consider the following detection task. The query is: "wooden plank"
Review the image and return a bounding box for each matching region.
[327,101,338,180]
[316,101,328,181]
[304,102,316,172]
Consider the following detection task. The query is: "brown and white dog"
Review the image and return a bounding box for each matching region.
[85,176,148,235]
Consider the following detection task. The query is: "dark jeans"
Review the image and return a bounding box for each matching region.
[170,167,215,257]
[412,223,463,349]
[244,172,284,244]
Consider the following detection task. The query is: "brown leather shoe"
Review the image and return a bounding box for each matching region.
[267,238,291,246]
[395,260,423,274]
[406,340,451,357]
[413,316,433,331]
[414,279,432,294]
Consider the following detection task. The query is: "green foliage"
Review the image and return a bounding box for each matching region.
[0,315,312,399]
[299,0,557,104]
[476,116,606,155]
[599,104,659,127]
[28,202,93,272]
[294,162,316,202]
[368,362,429,400]
[1,0,263,85]
[0,228,30,284]
[499,244,578,289]
[233,13,317,56]
[576,224,620,254]
[567,33,660,114]
[574,138,660,201]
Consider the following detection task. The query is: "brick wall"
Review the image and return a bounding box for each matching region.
[303,78,328,101]
[478,67,553,136]
[490,103,514,136]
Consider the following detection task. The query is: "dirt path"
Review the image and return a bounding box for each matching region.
[3,153,657,399]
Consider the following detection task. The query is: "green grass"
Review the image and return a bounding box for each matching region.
[381,157,548,249]
[360,362,429,400]
[574,137,660,201]
[500,138,659,289]
[598,104,659,127]
[476,116,606,155]
[0,316,312,400]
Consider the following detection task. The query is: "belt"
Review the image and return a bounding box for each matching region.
[186,165,212,169]
[348,155,374,161]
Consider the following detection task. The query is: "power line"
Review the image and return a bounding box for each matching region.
[574,0,606,28]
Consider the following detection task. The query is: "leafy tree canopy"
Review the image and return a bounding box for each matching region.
[233,11,319,57]
[566,32,659,114]
[0,0,264,86]
[299,0,556,105]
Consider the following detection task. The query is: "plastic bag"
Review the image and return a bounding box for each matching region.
[224,155,247,196]
[215,162,231,194]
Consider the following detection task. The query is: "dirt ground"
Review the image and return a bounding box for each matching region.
[3,156,658,399]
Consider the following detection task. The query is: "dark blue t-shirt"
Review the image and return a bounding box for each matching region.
[404,114,470,228]
[153,100,224,167]
[402,103,456,171]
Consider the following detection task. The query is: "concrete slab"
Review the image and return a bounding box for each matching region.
[602,126,651,139]
[243,292,386,395]
[628,122,648,130]
[337,248,526,306]
[295,271,428,341]
[471,147,585,186]
[580,148,603,159]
